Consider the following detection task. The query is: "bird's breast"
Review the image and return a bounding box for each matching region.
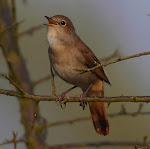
[49,46,97,89]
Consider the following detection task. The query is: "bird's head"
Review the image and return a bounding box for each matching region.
[44,15,76,47]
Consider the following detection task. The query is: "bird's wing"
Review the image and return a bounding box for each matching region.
[77,41,110,84]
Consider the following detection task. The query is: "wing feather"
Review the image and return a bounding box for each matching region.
[77,39,110,84]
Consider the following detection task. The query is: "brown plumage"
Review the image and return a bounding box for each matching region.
[87,80,109,135]
[77,36,110,85]
[77,38,110,135]
[45,15,110,135]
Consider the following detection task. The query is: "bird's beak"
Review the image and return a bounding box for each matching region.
[44,16,59,26]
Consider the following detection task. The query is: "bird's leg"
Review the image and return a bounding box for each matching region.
[76,83,93,110]
[57,85,77,102]
[50,65,56,96]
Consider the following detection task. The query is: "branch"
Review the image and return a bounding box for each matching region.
[75,51,150,74]
[1,74,26,94]
[1,88,150,103]
[0,139,24,147]
[47,141,144,149]
[12,131,18,149]
[0,131,25,147]
[1,74,150,102]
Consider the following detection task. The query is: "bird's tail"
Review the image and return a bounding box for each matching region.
[87,80,109,135]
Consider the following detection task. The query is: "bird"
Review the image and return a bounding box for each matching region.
[45,15,110,136]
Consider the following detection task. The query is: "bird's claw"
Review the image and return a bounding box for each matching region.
[56,94,66,109]
[56,94,65,102]
[60,102,66,109]
[76,94,87,110]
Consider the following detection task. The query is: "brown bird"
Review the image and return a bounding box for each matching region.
[45,15,110,136]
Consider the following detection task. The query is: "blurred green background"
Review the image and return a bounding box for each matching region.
[0,0,150,148]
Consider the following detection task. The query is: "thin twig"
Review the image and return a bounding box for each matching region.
[1,74,26,95]
[0,131,25,147]
[0,139,24,147]
[12,131,18,149]
[75,51,150,74]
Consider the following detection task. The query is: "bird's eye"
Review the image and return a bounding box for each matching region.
[61,20,66,26]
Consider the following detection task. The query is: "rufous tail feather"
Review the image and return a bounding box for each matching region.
[86,80,109,135]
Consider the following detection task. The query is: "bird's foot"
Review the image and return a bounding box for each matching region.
[56,86,77,109]
[56,93,66,109]
[56,93,66,102]
[76,93,87,110]
[56,85,77,102]
[76,84,93,110]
